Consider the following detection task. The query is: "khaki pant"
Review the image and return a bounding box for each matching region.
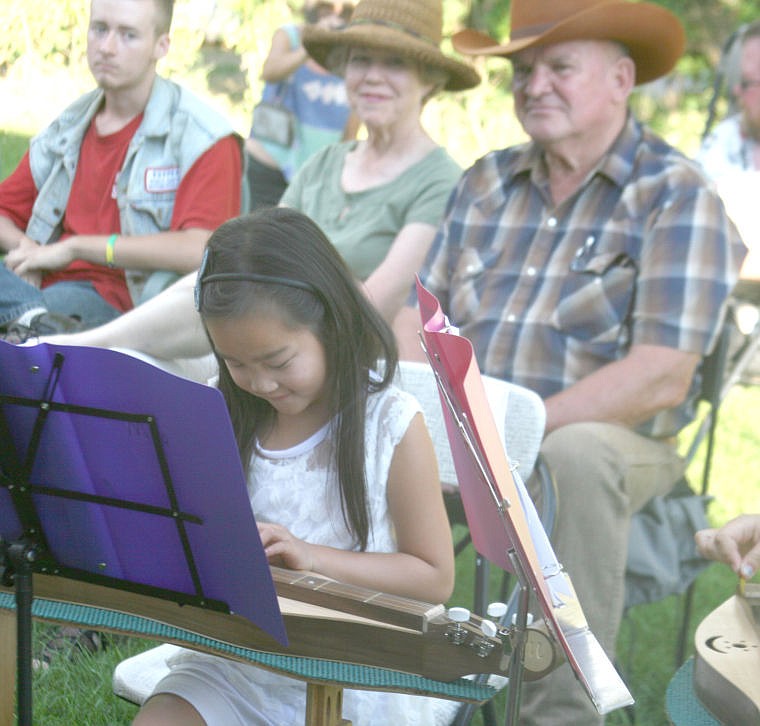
[519,422,685,726]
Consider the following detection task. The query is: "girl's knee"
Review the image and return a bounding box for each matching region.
[132,693,205,726]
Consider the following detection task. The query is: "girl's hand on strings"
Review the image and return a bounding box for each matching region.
[258,521,314,572]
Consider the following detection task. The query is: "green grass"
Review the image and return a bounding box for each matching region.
[26,628,146,725]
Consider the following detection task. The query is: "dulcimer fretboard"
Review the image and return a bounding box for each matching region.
[271,567,445,632]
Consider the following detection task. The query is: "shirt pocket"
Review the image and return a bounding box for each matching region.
[551,251,636,344]
[450,245,505,323]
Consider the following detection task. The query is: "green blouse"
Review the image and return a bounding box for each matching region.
[281,141,461,279]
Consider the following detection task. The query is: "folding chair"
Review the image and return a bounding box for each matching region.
[395,361,555,726]
[601,311,736,725]
[395,361,554,620]
[618,313,734,672]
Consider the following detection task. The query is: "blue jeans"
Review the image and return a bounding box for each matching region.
[0,264,121,329]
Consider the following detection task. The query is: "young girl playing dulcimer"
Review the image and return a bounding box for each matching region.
[132,207,458,726]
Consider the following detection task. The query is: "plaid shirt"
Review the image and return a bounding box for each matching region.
[420,115,746,437]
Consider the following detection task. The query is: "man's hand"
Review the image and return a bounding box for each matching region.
[5,235,74,280]
[3,234,47,287]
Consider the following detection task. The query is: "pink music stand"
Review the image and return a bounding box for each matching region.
[416,278,633,721]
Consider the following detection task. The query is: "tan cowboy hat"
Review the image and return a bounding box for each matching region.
[302,0,481,91]
[453,0,685,85]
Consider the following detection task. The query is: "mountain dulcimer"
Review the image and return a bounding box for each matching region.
[693,582,760,723]
[1,565,560,684]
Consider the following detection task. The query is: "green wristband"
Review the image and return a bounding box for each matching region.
[106,234,117,268]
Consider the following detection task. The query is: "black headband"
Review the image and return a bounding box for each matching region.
[194,247,322,312]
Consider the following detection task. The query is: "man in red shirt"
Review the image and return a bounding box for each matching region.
[0,0,241,341]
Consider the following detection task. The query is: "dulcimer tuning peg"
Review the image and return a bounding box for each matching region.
[480,619,498,638]
[447,606,471,623]
[487,602,507,620]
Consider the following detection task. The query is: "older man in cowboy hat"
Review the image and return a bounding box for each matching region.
[399,0,746,723]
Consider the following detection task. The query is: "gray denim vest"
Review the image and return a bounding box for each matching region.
[27,76,239,302]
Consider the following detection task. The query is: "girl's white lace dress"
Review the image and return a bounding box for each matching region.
[150,384,461,726]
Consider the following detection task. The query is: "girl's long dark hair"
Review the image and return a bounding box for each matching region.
[198,207,398,550]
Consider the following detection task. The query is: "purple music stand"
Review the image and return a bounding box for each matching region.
[0,340,285,725]
[415,279,633,723]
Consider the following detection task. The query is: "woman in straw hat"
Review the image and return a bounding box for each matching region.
[44,0,479,370]
[281,0,479,323]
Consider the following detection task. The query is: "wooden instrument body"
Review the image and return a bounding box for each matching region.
[693,582,760,724]
[0,566,513,684]
[1,565,523,726]
[1,562,565,726]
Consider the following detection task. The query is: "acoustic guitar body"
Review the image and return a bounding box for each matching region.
[693,583,760,724]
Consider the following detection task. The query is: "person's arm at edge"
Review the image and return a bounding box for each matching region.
[695,514,760,578]
[260,26,307,82]
[6,228,212,277]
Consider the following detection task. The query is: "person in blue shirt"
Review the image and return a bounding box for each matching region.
[245,2,359,209]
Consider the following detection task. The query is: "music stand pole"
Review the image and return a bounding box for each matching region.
[416,279,636,719]
[421,362,536,725]
[0,396,225,726]
[503,551,530,726]
[2,538,36,726]
[0,406,39,726]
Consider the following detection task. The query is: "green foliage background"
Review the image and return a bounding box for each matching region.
[4,0,760,78]
[3,0,760,166]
